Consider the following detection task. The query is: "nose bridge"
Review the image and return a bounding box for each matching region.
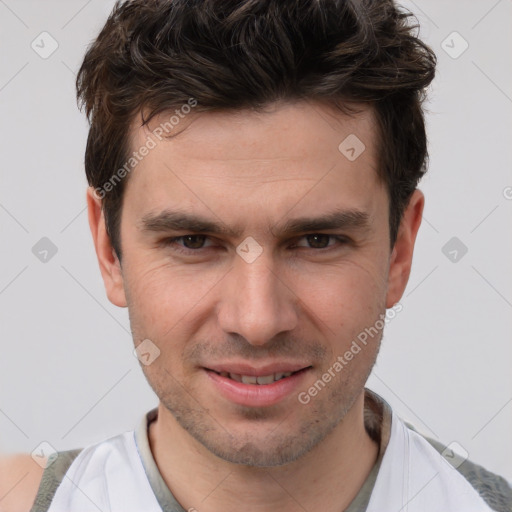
[218,252,297,345]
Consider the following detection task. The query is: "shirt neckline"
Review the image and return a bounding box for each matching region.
[134,387,393,512]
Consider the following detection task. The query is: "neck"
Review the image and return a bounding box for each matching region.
[148,391,378,512]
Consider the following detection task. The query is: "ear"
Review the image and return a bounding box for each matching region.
[385,189,424,308]
[86,187,127,307]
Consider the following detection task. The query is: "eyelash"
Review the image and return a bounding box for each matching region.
[161,234,350,254]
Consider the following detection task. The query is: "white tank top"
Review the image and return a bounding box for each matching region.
[46,410,493,512]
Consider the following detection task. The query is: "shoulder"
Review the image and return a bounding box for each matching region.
[455,457,512,512]
[405,424,512,512]
[0,454,44,512]
[0,449,83,512]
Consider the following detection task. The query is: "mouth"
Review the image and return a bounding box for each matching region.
[208,368,309,385]
[203,364,312,407]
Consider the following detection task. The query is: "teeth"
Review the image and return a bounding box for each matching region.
[223,371,296,384]
[241,375,258,384]
[256,374,275,385]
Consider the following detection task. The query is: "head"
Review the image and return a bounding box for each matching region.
[79,0,435,466]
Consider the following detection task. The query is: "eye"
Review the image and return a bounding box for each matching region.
[294,234,348,249]
[163,234,214,251]
[161,233,349,254]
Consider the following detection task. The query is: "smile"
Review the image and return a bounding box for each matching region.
[204,366,312,407]
[212,370,300,385]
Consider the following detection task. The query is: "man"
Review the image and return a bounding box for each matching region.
[1,0,510,510]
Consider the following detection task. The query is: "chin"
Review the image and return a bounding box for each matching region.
[199,430,322,467]
[168,401,344,468]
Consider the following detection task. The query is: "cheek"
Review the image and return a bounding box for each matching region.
[123,256,225,339]
[291,255,388,331]
[297,263,386,382]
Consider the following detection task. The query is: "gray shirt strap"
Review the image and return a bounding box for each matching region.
[29,449,83,512]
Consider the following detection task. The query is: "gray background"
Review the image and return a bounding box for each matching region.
[1,0,511,483]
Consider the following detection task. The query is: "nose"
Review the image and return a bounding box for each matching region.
[217,254,299,346]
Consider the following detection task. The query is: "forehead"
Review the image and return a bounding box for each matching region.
[133,101,377,164]
[122,101,383,229]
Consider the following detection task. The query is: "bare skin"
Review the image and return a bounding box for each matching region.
[0,455,44,512]
[0,101,423,511]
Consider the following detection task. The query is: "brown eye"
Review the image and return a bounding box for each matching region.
[305,234,331,249]
[181,235,207,249]
[293,234,349,251]
[162,234,216,254]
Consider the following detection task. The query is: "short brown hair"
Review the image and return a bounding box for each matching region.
[76,0,436,257]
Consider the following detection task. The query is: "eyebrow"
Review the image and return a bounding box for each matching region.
[139,208,371,238]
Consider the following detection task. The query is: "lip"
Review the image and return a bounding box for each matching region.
[203,365,311,407]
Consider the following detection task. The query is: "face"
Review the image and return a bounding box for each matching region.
[89,101,421,467]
